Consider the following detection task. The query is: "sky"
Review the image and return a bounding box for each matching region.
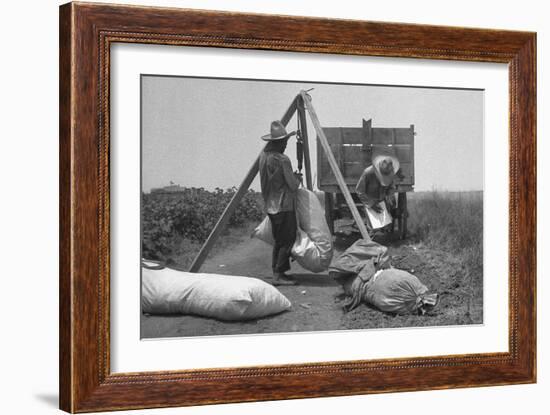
[141,75,484,192]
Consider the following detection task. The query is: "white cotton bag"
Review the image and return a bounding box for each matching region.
[142,267,291,320]
[252,188,333,273]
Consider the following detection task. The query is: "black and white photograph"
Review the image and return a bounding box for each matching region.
[3,0,545,413]
[140,75,484,339]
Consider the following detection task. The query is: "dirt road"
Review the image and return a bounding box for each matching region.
[141,228,482,338]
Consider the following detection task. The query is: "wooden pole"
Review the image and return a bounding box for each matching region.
[189,96,299,272]
[300,91,371,241]
[297,96,313,190]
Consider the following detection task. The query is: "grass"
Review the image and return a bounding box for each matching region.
[407,191,483,319]
[407,191,483,274]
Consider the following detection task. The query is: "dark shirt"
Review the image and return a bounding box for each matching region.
[259,151,299,214]
[355,166,395,207]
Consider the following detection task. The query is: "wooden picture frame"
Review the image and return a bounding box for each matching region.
[59,2,536,412]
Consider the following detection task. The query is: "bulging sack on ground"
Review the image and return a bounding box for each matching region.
[329,240,437,314]
[364,268,433,315]
[251,188,333,273]
[142,267,291,320]
[329,239,390,311]
[329,239,388,283]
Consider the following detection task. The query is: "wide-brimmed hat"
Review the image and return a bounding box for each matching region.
[372,154,400,186]
[261,120,294,141]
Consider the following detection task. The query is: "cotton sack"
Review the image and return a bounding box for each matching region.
[364,268,435,315]
[142,267,292,320]
[252,188,333,272]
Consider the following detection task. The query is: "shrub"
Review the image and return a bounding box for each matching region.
[142,187,264,260]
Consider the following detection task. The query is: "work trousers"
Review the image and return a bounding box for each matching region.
[267,210,297,274]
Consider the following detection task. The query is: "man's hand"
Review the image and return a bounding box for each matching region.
[293,171,303,184]
[369,203,383,213]
[385,195,396,210]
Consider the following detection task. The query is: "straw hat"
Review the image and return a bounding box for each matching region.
[372,154,400,186]
[261,120,295,141]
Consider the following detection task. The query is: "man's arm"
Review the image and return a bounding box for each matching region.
[384,184,397,210]
[355,168,377,207]
[281,156,300,192]
[355,168,368,202]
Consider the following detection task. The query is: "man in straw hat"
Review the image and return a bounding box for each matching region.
[259,120,301,286]
[355,154,400,230]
